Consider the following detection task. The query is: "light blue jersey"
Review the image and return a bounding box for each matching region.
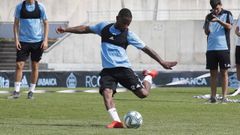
[14,1,47,43]
[206,9,233,51]
[89,22,146,68]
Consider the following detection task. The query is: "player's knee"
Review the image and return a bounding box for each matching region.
[16,62,24,70]
[102,88,113,96]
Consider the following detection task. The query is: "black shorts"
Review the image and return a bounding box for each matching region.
[99,67,143,95]
[235,46,240,64]
[17,41,43,62]
[206,50,231,70]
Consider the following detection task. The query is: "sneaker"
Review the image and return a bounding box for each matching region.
[210,96,217,103]
[220,98,229,104]
[8,91,20,99]
[142,69,158,78]
[106,121,124,128]
[205,97,217,104]
[27,91,34,99]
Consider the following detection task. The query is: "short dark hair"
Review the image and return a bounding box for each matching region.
[118,8,132,18]
[210,0,222,9]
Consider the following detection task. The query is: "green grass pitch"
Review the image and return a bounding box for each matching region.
[0,87,240,135]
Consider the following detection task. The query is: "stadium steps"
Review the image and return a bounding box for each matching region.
[0,41,30,70]
[0,40,56,70]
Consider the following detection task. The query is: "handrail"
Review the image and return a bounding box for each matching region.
[44,21,88,53]
[44,33,71,53]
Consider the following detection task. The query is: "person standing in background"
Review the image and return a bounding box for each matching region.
[230,15,240,96]
[9,0,48,99]
[203,0,233,103]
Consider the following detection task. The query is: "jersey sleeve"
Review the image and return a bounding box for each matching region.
[14,3,22,19]
[225,11,233,25]
[127,31,146,49]
[89,22,108,35]
[38,3,48,20]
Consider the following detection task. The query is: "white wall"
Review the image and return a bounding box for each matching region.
[0,0,239,71]
[1,0,240,23]
[41,20,237,71]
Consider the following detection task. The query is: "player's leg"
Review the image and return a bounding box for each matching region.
[9,43,30,99]
[219,50,231,101]
[235,46,240,94]
[132,70,158,98]
[12,61,25,98]
[27,61,39,99]
[28,41,43,99]
[117,68,158,99]
[237,64,240,82]
[102,88,123,128]
[210,69,218,101]
[206,51,218,103]
[99,69,123,128]
[220,69,228,99]
[236,64,240,88]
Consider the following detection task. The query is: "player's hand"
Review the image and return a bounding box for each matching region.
[15,40,21,50]
[56,26,65,34]
[210,15,220,22]
[41,40,48,50]
[161,61,177,70]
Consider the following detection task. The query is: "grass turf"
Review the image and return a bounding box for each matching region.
[0,87,240,135]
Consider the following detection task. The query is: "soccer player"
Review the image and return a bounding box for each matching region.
[232,15,240,96]
[10,0,48,99]
[203,0,233,103]
[56,8,177,128]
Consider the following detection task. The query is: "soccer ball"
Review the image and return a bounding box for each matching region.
[123,111,143,128]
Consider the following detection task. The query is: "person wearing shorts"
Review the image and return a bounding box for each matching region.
[10,0,48,99]
[232,16,240,95]
[56,8,177,128]
[203,0,233,103]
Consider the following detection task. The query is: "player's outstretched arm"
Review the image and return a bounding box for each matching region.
[56,25,94,34]
[141,46,177,70]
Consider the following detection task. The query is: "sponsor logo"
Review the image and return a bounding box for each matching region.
[85,75,123,88]
[170,77,207,86]
[85,75,100,87]
[38,78,57,86]
[0,76,10,88]
[66,73,77,88]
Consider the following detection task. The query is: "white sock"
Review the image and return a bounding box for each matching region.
[28,83,36,92]
[108,108,121,122]
[143,75,153,84]
[14,82,21,92]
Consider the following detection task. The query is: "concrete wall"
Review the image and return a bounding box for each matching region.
[0,0,239,71]
[41,20,238,71]
[1,0,240,24]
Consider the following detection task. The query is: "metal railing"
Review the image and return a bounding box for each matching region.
[44,21,88,53]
